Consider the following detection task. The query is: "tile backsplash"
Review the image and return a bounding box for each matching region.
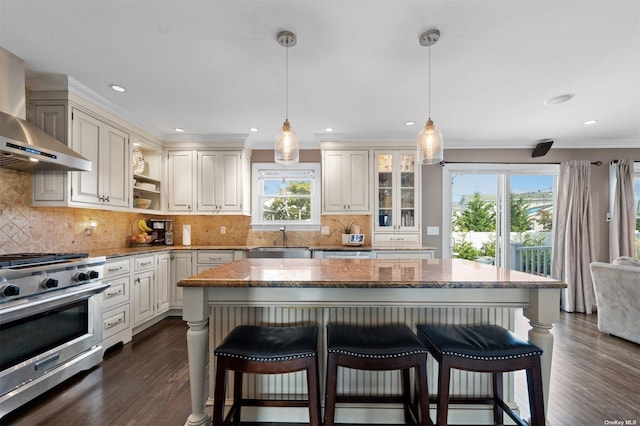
[0,169,370,254]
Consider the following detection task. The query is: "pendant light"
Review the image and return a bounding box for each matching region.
[275,30,299,165]
[417,29,443,165]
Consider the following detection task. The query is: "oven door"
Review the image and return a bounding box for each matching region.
[0,282,108,399]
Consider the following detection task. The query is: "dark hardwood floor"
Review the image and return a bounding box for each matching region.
[3,311,639,425]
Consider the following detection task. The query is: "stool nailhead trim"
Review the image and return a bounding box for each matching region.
[328,348,427,359]
[215,351,316,362]
[420,333,542,361]
[440,350,543,361]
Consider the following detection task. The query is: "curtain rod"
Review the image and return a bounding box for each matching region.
[438,160,603,166]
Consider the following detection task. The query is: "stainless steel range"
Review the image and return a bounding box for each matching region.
[0,253,107,418]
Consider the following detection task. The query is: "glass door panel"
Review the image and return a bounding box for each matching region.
[445,165,557,274]
[377,154,393,228]
[450,173,499,265]
[400,154,416,228]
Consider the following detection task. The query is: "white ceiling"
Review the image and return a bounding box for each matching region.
[1,0,639,150]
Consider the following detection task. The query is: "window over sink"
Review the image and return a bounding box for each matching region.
[251,163,321,229]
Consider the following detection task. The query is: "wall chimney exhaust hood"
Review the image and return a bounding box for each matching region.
[0,111,92,172]
[0,47,91,172]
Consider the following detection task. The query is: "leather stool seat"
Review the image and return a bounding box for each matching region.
[213,325,320,426]
[417,324,545,426]
[324,323,430,425]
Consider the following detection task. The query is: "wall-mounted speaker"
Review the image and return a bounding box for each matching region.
[532,140,553,157]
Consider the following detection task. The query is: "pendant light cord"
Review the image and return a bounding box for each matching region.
[285,42,289,120]
[428,42,431,119]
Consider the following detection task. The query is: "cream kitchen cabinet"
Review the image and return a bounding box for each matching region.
[167,150,194,212]
[167,148,250,214]
[373,150,421,246]
[31,104,67,202]
[70,108,129,207]
[195,250,239,273]
[132,253,170,330]
[102,257,132,354]
[373,249,434,259]
[170,251,193,309]
[322,150,370,213]
[29,89,162,211]
[156,252,171,313]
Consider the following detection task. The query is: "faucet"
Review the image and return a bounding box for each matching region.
[280,225,287,247]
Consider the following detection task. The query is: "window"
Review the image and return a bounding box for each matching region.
[251,163,321,229]
[443,164,558,275]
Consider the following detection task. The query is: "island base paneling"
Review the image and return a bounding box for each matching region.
[207,305,517,424]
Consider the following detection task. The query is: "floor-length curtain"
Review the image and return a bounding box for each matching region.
[552,161,597,313]
[609,159,636,261]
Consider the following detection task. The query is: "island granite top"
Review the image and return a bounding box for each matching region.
[178,258,566,289]
[90,245,436,259]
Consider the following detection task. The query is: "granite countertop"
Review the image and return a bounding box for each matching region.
[90,245,436,259]
[178,258,566,289]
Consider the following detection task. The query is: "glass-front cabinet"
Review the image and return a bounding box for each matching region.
[373,150,421,246]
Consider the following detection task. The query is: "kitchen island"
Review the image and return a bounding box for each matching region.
[179,258,565,426]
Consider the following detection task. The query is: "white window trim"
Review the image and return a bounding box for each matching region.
[251,162,321,231]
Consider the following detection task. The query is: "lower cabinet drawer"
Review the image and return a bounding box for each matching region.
[134,255,155,271]
[373,233,421,246]
[375,251,435,259]
[196,251,234,264]
[103,275,130,310]
[103,304,131,340]
[104,258,131,279]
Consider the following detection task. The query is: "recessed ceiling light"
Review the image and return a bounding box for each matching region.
[109,84,126,93]
[583,119,598,126]
[325,127,334,132]
[544,93,574,105]
[404,121,415,126]
[174,128,185,132]
[249,127,259,133]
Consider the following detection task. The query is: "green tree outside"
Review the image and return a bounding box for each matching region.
[453,192,496,232]
[267,180,311,221]
[510,193,532,232]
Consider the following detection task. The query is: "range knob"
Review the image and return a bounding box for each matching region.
[76,272,90,282]
[2,285,20,297]
[43,278,59,289]
[88,270,100,280]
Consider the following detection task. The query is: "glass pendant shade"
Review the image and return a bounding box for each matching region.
[275,119,299,165]
[417,118,443,164]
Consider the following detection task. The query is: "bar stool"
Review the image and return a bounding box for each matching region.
[324,323,431,426]
[212,325,320,426]
[416,324,545,426]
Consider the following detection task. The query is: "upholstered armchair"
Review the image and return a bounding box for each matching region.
[590,257,640,344]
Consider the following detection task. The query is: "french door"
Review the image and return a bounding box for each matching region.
[443,164,558,273]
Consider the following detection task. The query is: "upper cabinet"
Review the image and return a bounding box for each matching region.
[29,89,163,212]
[373,150,421,246]
[322,150,369,213]
[31,103,68,202]
[167,147,251,214]
[70,108,129,207]
[167,150,194,212]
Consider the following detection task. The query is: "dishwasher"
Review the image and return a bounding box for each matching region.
[321,251,372,259]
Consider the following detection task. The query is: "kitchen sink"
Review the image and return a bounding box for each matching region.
[246,246,312,258]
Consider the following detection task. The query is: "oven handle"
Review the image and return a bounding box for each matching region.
[35,353,60,371]
[0,282,109,324]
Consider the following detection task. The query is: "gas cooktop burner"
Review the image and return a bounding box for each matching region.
[0,253,89,268]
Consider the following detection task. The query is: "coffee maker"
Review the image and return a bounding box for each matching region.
[147,219,174,245]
